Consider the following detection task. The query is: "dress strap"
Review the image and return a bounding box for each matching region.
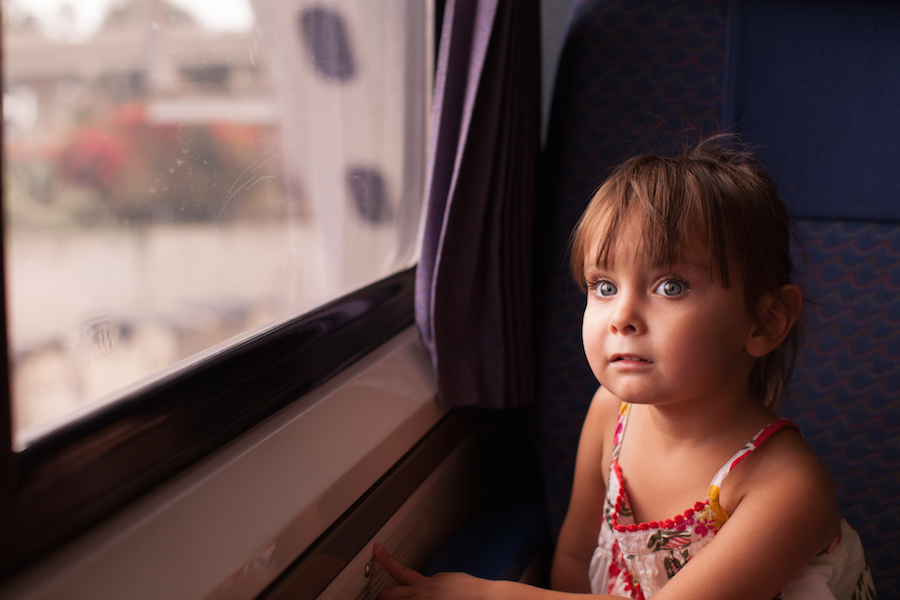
[609,402,632,462]
[706,419,801,525]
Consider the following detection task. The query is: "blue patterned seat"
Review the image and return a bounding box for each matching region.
[534,1,900,596]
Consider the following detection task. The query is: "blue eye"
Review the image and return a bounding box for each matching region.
[656,280,685,297]
[596,281,617,297]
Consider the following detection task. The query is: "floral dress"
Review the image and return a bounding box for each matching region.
[588,403,877,599]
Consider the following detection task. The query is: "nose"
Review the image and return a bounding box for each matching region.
[609,292,643,335]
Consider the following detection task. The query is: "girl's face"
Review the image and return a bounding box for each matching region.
[581,217,760,410]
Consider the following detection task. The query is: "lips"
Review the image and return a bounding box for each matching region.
[611,354,652,363]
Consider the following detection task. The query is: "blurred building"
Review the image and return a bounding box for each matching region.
[3,0,275,146]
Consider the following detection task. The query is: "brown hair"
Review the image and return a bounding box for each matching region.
[569,136,798,407]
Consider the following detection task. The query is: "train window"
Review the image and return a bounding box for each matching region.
[1,0,432,575]
[3,0,429,449]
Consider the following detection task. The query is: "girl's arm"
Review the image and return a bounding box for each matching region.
[551,386,619,592]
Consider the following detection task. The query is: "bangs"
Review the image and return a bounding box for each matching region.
[570,156,731,289]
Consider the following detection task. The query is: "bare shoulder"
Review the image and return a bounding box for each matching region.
[551,386,623,592]
[732,422,840,547]
[583,386,622,436]
[568,385,624,519]
[579,387,622,470]
[742,423,836,498]
[566,386,621,494]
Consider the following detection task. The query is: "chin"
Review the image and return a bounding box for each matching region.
[600,384,652,405]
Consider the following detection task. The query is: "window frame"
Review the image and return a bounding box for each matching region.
[0,323,448,600]
[0,260,417,576]
[0,0,445,577]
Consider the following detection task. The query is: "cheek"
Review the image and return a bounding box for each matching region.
[667,311,749,366]
[581,307,606,369]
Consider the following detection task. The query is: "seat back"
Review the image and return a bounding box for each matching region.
[535,1,900,595]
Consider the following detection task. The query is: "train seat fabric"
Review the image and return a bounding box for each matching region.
[534,0,900,597]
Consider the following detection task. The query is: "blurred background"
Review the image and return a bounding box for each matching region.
[2,0,429,446]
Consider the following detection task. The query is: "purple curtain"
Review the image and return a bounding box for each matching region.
[415,0,540,408]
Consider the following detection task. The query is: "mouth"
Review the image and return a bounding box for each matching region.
[611,354,652,364]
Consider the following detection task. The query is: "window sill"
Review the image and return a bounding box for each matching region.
[0,326,444,600]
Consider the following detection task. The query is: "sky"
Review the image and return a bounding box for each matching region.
[8,0,255,38]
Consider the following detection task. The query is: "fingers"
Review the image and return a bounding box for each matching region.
[373,543,426,587]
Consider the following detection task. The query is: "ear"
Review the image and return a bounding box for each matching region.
[745,284,803,358]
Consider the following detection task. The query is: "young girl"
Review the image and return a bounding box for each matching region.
[374,139,875,599]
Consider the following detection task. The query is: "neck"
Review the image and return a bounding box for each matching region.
[640,389,773,450]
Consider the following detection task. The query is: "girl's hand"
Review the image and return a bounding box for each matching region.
[373,543,493,600]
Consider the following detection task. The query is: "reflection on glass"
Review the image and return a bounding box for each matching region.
[3,0,431,447]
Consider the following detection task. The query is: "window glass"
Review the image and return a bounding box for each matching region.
[3,0,431,448]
